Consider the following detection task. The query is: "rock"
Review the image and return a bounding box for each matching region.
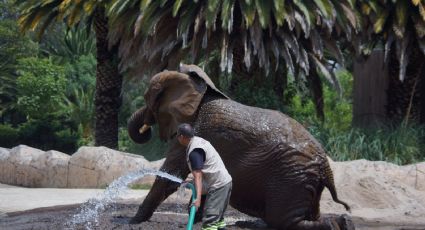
[0,145,165,188]
[0,145,70,187]
[41,150,70,187]
[67,147,162,188]
[0,147,13,186]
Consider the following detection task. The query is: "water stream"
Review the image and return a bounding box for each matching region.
[67,169,184,230]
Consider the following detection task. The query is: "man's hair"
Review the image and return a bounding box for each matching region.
[177,123,194,138]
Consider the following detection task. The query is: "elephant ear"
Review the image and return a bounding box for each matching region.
[144,71,207,140]
[179,64,229,99]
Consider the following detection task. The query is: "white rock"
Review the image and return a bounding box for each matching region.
[67,146,162,188]
[0,147,13,186]
[0,145,70,187]
[41,150,70,187]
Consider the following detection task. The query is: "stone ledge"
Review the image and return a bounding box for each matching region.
[0,145,164,188]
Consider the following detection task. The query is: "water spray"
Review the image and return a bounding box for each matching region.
[68,169,200,230]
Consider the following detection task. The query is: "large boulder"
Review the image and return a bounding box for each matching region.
[0,145,70,187]
[0,145,165,188]
[0,147,13,185]
[67,146,163,188]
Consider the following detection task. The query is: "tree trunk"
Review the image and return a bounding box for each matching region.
[352,51,388,128]
[93,7,123,149]
[387,42,425,125]
[273,66,287,104]
[307,62,325,121]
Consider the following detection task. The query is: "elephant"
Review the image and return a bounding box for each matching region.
[127,64,353,229]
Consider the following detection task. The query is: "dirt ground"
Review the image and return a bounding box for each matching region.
[0,201,269,230]
[1,159,425,229]
[1,201,424,230]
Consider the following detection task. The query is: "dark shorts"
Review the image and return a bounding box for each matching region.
[202,182,232,229]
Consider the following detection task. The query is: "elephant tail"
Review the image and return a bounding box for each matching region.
[322,160,351,212]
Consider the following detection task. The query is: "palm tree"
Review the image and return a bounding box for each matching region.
[354,0,425,124]
[17,0,122,148]
[107,0,358,120]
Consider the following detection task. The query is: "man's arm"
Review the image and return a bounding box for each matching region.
[192,170,203,208]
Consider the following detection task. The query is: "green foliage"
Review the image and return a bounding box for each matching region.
[61,54,96,144]
[288,69,353,131]
[16,57,67,119]
[311,124,425,165]
[64,54,96,90]
[18,117,78,154]
[61,87,95,141]
[41,26,96,64]
[286,69,425,165]
[229,79,283,111]
[119,127,168,161]
[118,79,147,127]
[0,124,19,147]
[0,0,18,20]
[0,17,38,118]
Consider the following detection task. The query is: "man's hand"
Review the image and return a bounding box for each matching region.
[192,198,201,209]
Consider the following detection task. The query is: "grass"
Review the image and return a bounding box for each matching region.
[129,184,152,190]
[309,123,425,165]
[99,184,153,190]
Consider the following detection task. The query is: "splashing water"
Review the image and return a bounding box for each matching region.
[67,169,183,230]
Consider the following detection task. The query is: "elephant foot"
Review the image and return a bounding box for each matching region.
[128,217,142,225]
[129,207,151,224]
[334,214,355,230]
[288,214,355,230]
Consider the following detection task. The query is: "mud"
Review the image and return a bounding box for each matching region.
[1,200,424,230]
[0,201,269,230]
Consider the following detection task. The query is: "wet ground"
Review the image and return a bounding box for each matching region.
[0,201,270,230]
[1,200,425,229]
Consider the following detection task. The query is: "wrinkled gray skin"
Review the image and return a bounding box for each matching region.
[128,64,353,230]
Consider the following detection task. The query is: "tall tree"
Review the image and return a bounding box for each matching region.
[17,0,122,148]
[354,0,425,124]
[107,0,358,120]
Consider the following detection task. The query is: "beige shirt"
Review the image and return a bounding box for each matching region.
[186,136,232,190]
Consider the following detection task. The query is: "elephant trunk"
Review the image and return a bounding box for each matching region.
[128,106,154,144]
[131,139,190,223]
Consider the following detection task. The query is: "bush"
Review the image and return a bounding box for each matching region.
[285,69,425,165]
[64,54,96,93]
[230,79,284,111]
[16,57,67,119]
[286,69,353,131]
[0,124,19,147]
[18,118,78,154]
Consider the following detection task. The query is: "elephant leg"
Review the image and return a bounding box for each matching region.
[265,182,354,230]
[130,139,190,224]
[264,169,325,229]
[264,181,314,229]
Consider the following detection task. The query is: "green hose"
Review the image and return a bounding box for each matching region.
[184,182,197,230]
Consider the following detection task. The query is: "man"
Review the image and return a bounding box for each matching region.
[177,123,232,230]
